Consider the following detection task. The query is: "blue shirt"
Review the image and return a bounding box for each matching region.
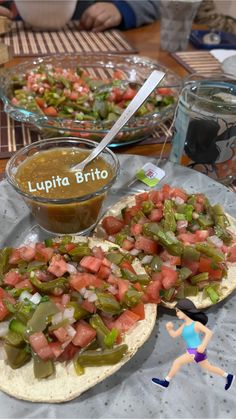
[181,322,202,348]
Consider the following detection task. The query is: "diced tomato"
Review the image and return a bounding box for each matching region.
[3,271,21,286]
[112,87,124,103]
[70,91,79,101]
[15,279,33,289]
[122,87,136,101]
[130,301,145,320]
[178,233,196,245]
[120,261,136,274]
[48,341,64,359]
[135,192,149,206]
[161,266,178,289]
[151,272,163,282]
[72,320,96,347]
[9,249,21,264]
[130,223,143,236]
[145,280,162,304]
[199,257,223,280]
[122,239,134,251]
[123,205,140,224]
[53,326,70,343]
[102,216,124,235]
[227,244,236,262]
[116,278,129,302]
[35,97,46,108]
[100,314,116,331]
[114,310,140,334]
[80,256,102,273]
[156,87,173,96]
[160,251,181,266]
[43,106,58,117]
[48,254,68,277]
[183,260,199,275]
[38,345,55,361]
[149,190,164,204]
[132,282,142,292]
[162,184,171,199]
[70,273,104,291]
[29,332,48,354]
[64,243,76,252]
[18,246,36,262]
[81,299,96,313]
[57,342,78,362]
[101,257,112,268]
[194,203,204,213]
[135,236,158,254]
[35,243,54,262]
[149,208,163,222]
[170,188,188,202]
[195,230,209,242]
[0,300,9,321]
[92,246,105,260]
[97,265,111,280]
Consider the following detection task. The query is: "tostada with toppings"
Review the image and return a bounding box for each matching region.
[95,184,236,309]
[0,237,157,403]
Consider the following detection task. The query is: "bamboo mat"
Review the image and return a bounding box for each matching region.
[0,21,137,56]
[171,51,222,74]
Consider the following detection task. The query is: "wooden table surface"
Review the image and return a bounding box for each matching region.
[0,20,194,175]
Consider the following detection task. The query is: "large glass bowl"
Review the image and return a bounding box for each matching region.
[6,137,119,235]
[0,53,182,147]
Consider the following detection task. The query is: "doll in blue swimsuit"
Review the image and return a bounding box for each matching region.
[152,299,234,391]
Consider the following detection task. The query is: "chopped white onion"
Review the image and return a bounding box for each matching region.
[108,235,115,243]
[111,263,121,276]
[141,255,153,265]
[80,287,86,296]
[130,248,140,256]
[208,235,223,248]
[51,312,63,326]
[173,197,185,205]
[163,261,176,270]
[127,236,135,243]
[66,325,76,338]
[177,220,188,230]
[87,292,98,303]
[66,263,77,274]
[108,285,118,295]
[30,292,41,305]
[192,212,199,220]
[63,308,75,323]
[0,321,9,338]
[19,291,32,302]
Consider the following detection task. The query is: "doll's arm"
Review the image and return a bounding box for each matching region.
[166,322,184,338]
[195,322,213,352]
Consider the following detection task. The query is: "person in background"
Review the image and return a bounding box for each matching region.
[0,1,160,31]
[194,0,236,34]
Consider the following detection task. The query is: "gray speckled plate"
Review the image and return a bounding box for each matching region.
[0,156,236,418]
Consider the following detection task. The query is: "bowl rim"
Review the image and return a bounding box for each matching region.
[6,136,120,204]
[0,52,182,129]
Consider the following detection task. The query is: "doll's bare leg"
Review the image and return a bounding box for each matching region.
[168,352,194,379]
[199,359,225,376]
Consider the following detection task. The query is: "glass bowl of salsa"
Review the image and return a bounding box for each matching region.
[6,137,119,234]
[0,53,181,146]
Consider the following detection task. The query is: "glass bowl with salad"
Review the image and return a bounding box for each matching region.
[0,53,182,146]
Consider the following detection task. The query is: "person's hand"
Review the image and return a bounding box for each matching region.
[166,322,174,331]
[197,344,205,353]
[79,2,122,32]
[0,6,13,19]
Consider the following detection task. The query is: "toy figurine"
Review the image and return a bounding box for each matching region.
[152,299,234,390]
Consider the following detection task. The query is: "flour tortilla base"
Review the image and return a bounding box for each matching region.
[0,237,157,403]
[94,195,236,310]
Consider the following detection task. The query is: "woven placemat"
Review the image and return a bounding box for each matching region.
[171,51,222,74]
[0,21,137,56]
[0,100,172,158]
